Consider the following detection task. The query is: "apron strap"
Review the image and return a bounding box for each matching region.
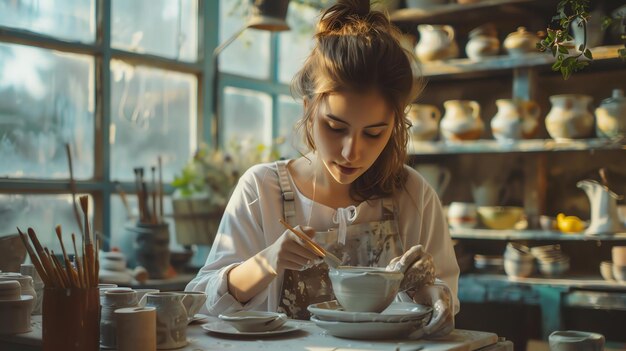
[382,197,395,220]
[275,160,296,225]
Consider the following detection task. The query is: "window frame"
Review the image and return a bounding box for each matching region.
[0,0,219,249]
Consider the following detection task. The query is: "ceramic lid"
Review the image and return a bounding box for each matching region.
[600,89,625,106]
[0,280,22,300]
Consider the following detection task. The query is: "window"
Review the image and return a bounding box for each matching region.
[0,0,213,251]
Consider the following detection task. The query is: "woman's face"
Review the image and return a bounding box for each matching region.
[312,90,394,185]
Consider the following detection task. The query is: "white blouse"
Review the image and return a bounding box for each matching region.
[185,161,460,316]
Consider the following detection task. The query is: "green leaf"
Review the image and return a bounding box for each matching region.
[558,46,569,54]
[551,46,557,57]
[561,66,572,80]
[552,60,562,70]
[583,49,593,60]
[578,44,584,52]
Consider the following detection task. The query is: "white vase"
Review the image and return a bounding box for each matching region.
[407,104,441,141]
[595,89,626,139]
[545,94,594,140]
[491,99,541,141]
[415,25,459,62]
[441,100,484,141]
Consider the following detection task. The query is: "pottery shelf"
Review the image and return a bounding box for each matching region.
[461,273,626,292]
[409,137,625,156]
[417,45,624,80]
[390,0,557,26]
[451,228,626,241]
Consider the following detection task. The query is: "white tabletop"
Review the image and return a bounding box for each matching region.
[0,315,508,351]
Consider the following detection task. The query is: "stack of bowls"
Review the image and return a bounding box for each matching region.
[612,246,626,283]
[531,245,570,277]
[504,243,534,278]
[474,254,504,273]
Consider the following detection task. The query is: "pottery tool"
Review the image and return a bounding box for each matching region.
[151,166,157,224]
[278,219,342,268]
[27,227,59,287]
[115,181,133,220]
[72,233,85,288]
[55,225,77,288]
[17,227,50,286]
[65,143,85,238]
[79,195,96,287]
[158,156,164,224]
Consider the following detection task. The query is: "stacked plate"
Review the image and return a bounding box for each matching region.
[531,245,570,277]
[307,300,432,339]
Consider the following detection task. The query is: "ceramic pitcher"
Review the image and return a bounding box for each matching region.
[415,25,459,62]
[465,23,500,60]
[595,89,626,139]
[491,99,541,141]
[545,94,594,140]
[441,100,484,141]
[577,179,626,235]
[407,104,441,141]
[140,292,189,349]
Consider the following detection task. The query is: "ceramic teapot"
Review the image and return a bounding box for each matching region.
[577,179,626,235]
[595,89,626,139]
[490,99,541,141]
[503,27,539,56]
[407,104,441,141]
[545,94,594,140]
[415,25,459,62]
[465,23,500,60]
[441,100,484,141]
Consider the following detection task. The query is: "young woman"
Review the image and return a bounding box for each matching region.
[187,0,459,337]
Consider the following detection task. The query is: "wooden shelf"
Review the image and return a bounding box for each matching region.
[451,228,626,241]
[461,273,626,291]
[409,137,625,155]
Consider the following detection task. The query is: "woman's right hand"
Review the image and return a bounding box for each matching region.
[257,225,322,273]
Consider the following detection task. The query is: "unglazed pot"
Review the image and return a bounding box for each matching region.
[490,99,541,141]
[415,25,459,62]
[545,94,594,140]
[407,104,441,141]
[503,27,539,56]
[595,89,626,139]
[441,100,484,141]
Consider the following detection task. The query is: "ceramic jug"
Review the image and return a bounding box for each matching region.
[545,94,594,140]
[577,179,626,235]
[465,23,500,60]
[491,99,541,141]
[595,89,626,139]
[447,202,478,229]
[503,27,539,56]
[140,292,189,349]
[100,289,138,349]
[407,104,441,141]
[441,100,484,141]
[415,25,459,62]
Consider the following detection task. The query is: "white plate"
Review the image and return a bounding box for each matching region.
[201,321,300,337]
[307,300,432,323]
[310,315,424,340]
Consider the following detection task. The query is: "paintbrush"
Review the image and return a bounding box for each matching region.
[115,181,133,220]
[278,219,342,268]
[79,195,95,287]
[72,233,84,288]
[158,156,164,224]
[55,225,76,288]
[48,249,69,289]
[17,227,50,286]
[65,143,84,238]
[27,227,59,287]
[151,166,157,224]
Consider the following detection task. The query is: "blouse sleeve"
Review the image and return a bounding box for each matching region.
[184,165,273,316]
[397,167,461,314]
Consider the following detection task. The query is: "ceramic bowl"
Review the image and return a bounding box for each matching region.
[473,255,504,273]
[538,258,570,277]
[504,258,534,278]
[328,266,403,313]
[599,261,614,281]
[218,311,287,332]
[477,206,525,230]
[549,330,605,351]
[613,265,626,283]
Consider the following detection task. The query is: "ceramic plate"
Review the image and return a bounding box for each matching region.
[310,315,424,340]
[307,300,432,323]
[201,321,300,337]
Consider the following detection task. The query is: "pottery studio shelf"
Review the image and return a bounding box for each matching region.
[461,273,626,292]
[409,137,625,155]
[451,228,626,241]
[416,45,625,80]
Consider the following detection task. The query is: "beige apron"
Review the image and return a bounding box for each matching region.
[275,161,404,319]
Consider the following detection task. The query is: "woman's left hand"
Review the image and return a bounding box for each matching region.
[411,283,455,338]
[386,245,436,291]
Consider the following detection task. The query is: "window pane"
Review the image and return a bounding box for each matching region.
[0,43,94,179]
[277,95,304,158]
[0,194,90,253]
[221,87,271,147]
[110,60,197,182]
[0,0,95,43]
[278,4,317,83]
[112,0,198,62]
[219,0,270,79]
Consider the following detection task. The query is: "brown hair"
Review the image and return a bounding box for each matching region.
[292,0,423,202]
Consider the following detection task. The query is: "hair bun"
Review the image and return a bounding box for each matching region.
[318,0,371,33]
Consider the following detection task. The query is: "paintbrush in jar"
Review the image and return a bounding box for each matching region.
[79,195,95,287]
[27,227,59,287]
[158,156,164,224]
[48,249,69,289]
[151,166,157,224]
[55,225,77,288]
[71,233,84,288]
[17,227,51,287]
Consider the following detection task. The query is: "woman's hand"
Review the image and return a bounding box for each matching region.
[411,283,455,338]
[257,225,322,273]
[386,245,436,291]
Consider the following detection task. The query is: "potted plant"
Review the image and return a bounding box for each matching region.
[171,140,280,246]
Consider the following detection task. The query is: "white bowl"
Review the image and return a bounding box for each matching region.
[477,206,525,230]
[329,266,403,313]
[218,311,287,332]
[504,259,534,278]
[538,258,569,277]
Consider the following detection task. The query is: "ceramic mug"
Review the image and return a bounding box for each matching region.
[171,291,207,323]
[139,292,189,349]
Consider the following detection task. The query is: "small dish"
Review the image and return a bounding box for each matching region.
[218,311,287,332]
[310,315,424,340]
[202,320,300,337]
[307,300,431,323]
